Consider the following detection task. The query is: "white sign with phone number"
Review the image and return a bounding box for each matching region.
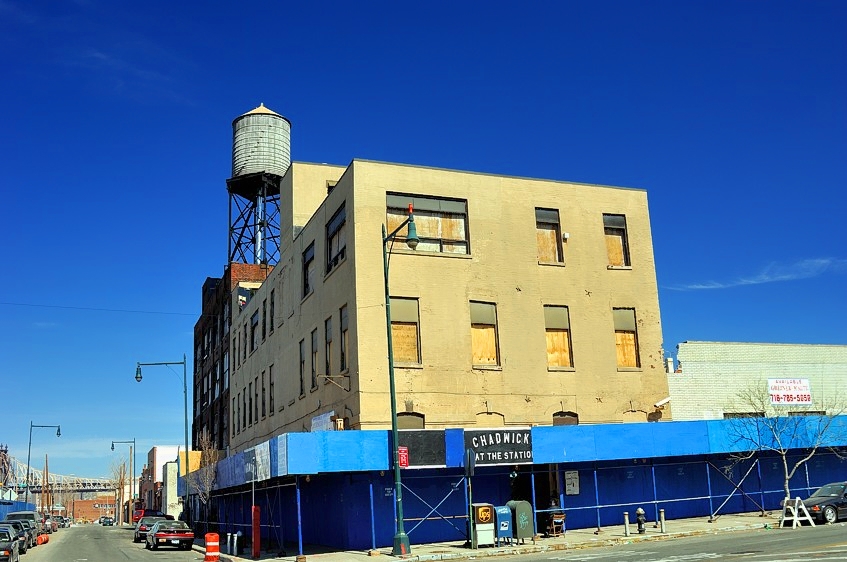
[768,378,812,405]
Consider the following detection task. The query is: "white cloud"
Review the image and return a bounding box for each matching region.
[666,258,847,291]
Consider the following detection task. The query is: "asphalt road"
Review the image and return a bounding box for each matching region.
[22,524,199,562]
[496,523,847,561]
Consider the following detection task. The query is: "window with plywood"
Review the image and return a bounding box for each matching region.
[386,194,469,254]
[390,297,420,364]
[536,208,564,263]
[613,307,640,368]
[544,305,573,368]
[470,301,499,367]
[603,213,630,267]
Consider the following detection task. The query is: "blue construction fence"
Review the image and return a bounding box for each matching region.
[0,500,36,520]
[184,417,847,551]
[198,449,847,552]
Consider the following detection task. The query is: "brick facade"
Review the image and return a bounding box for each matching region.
[668,341,847,420]
[70,495,117,522]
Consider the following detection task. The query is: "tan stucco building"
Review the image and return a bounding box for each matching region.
[225,158,668,452]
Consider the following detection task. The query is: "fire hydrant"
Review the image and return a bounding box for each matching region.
[635,507,647,534]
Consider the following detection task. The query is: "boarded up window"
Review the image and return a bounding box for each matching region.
[397,412,425,429]
[475,412,505,426]
[392,323,419,363]
[386,209,408,234]
[536,208,563,263]
[544,305,572,367]
[387,194,469,254]
[613,308,639,368]
[390,297,420,363]
[603,214,630,266]
[553,411,579,426]
[470,301,499,366]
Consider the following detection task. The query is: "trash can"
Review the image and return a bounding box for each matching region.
[506,500,534,543]
[494,505,513,546]
[471,503,495,547]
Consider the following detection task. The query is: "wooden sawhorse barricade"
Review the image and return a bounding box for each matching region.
[780,497,816,529]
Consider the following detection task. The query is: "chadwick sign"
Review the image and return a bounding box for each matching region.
[464,428,533,466]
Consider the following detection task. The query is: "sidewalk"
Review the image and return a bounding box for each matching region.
[192,510,784,561]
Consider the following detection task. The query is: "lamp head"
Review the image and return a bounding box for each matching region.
[135,365,143,382]
[405,214,419,251]
[56,426,61,437]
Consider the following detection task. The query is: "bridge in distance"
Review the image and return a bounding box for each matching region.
[1,452,114,494]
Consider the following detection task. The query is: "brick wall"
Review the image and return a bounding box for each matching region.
[70,496,117,522]
[668,341,847,420]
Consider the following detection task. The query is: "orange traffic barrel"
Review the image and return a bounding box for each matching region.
[204,532,220,561]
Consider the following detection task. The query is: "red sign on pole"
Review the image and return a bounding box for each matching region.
[398,446,409,468]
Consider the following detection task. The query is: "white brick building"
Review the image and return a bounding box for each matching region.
[667,341,847,420]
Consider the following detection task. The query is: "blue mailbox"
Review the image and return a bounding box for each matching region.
[494,505,513,546]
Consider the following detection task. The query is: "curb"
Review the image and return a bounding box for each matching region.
[192,544,235,562]
[192,520,772,562]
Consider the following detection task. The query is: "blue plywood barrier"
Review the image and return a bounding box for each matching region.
[653,459,711,519]
[197,417,847,551]
[286,431,388,475]
[651,422,711,457]
[532,425,597,463]
[0,501,32,520]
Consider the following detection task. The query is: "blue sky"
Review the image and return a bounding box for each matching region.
[1,1,844,481]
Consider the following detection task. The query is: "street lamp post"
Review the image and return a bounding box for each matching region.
[111,438,136,524]
[25,422,61,507]
[382,204,419,556]
[135,354,190,522]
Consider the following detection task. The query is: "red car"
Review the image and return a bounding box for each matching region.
[144,520,194,550]
[132,509,171,524]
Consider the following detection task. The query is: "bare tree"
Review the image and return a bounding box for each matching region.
[724,382,847,500]
[110,459,128,525]
[192,429,219,531]
[57,488,77,522]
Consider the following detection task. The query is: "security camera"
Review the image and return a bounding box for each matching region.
[654,397,671,408]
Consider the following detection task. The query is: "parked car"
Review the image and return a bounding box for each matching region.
[11,520,36,549]
[133,516,166,543]
[0,524,25,555]
[144,519,194,551]
[1,522,30,553]
[3,511,42,536]
[799,481,847,523]
[0,526,20,562]
[132,508,171,523]
[42,515,57,533]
